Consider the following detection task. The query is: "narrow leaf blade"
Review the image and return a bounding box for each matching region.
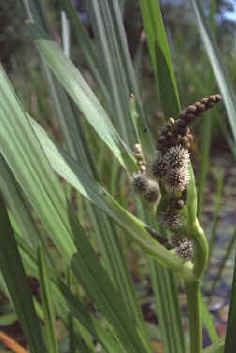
[38,246,58,353]
[36,39,136,173]
[0,194,47,353]
[191,0,236,143]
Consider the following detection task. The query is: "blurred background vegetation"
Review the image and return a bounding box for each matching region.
[0,0,236,350]
[1,0,236,147]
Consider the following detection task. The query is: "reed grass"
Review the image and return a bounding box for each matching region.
[0,1,235,353]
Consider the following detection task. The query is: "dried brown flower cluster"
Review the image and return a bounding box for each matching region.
[133,143,146,174]
[164,196,186,230]
[156,94,222,154]
[151,94,222,229]
[152,146,190,192]
[172,236,193,260]
[132,172,160,204]
[131,94,222,257]
[132,144,160,203]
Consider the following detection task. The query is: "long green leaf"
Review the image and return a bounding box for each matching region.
[210,228,236,298]
[142,204,186,353]
[0,154,39,248]
[16,234,99,351]
[224,251,236,352]
[58,280,128,353]
[198,113,213,217]
[23,4,152,348]
[0,194,47,353]
[16,219,144,353]
[93,322,127,353]
[23,0,96,171]
[30,116,194,281]
[200,295,218,343]
[86,0,144,145]
[36,39,136,173]
[61,0,112,110]
[210,0,217,38]
[150,263,186,353]
[69,211,148,353]
[85,204,152,351]
[139,0,181,117]
[139,2,187,353]
[38,246,58,353]
[191,0,236,143]
[0,63,75,263]
[25,10,128,339]
[208,171,224,267]
[203,338,224,353]
[51,6,154,346]
[22,0,50,35]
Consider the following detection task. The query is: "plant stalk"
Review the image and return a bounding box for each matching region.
[185,219,208,353]
[192,219,209,278]
[185,280,201,353]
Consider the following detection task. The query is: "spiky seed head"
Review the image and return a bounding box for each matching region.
[162,145,190,170]
[151,156,168,178]
[179,135,191,149]
[144,180,160,203]
[172,237,193,260]
[132,173,148,193]
[165,166,190,192]
[165,211,182,229]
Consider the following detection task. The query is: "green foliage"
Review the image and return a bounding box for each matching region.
[139,0,181,117]
[0,195,47,353]
[0,1,235,353]
[224,253,236,352]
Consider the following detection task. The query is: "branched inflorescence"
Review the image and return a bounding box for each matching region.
[131,94,222,259]
[132,144,160,204]
[151,94,221,232]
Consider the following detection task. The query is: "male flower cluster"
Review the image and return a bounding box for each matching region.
[132,144,160,204]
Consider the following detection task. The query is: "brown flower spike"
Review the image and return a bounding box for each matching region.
[172,236,193,260]
[156,94,222,154]
[132,94,222,233]
[151,94,222,230]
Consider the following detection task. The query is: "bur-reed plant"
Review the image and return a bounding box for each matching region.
[0,1,235,353]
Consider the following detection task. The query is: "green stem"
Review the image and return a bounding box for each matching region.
[191,219,209,278]
[185,281,201,353]
[184,219,208,353]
